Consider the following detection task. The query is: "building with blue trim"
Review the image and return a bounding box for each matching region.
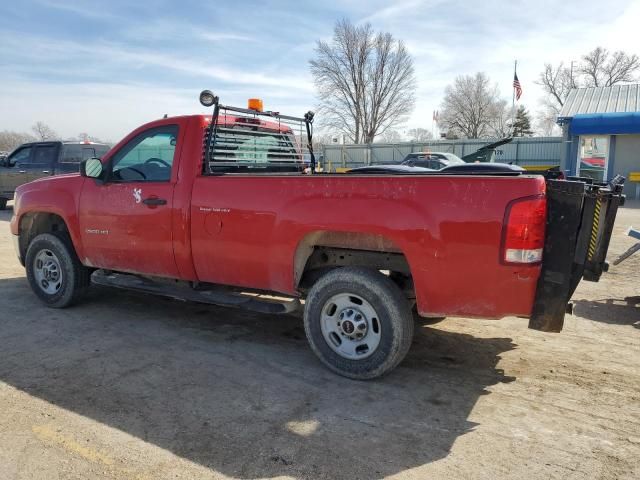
[557,84,640,196]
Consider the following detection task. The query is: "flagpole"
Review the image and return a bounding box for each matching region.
[511,60,517,136]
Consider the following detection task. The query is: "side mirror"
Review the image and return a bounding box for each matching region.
[80,158,104,179]
[0,158,6,168]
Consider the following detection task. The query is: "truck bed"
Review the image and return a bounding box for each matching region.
[189,173,547,319]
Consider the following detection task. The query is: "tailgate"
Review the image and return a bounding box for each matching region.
[529,175,625,332]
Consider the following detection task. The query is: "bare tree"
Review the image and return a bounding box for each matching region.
[406,128,432,142]
[377,129,403,143]
[31,121,58,141]
[537,47,640,114]
[0,130,37,153]
[488,99,514,138]
[579,47,640,87]
[311,132,336,152]
[439,72,503,139]
[310,19,416,144]
[535,109,560,136]
[537,63,575,110]
[76,132,106,143]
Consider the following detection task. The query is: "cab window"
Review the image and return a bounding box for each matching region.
[8,146,32,166]
[109,126,178,182]
[33,145,58,165]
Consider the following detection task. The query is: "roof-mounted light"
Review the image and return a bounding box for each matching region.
[248,98,263,112]
[199,90,217,107]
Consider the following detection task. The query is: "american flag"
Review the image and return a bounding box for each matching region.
[513,72,522,101]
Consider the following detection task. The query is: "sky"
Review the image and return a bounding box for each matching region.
[0,0,639,142]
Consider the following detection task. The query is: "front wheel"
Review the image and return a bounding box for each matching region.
[303,267,414,379]
[0,198,7,210]
[25,233,90,308]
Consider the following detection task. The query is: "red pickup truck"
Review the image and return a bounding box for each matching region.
[10,92,625,379]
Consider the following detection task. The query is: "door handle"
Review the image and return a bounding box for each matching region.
[18,170,26,173]
[142,197,167,206]
[42,170,50,174]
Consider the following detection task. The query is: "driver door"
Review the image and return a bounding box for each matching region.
[78,124,181,277]
[1,145,32,197]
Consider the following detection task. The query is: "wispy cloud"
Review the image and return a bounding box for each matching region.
[0,32,312,92]
[359,0,437,23]
[37,0,117,19]
[198,32,255,42]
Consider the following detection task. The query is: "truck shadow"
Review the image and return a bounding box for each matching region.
[0,276,516,479]
[573,298,640,328]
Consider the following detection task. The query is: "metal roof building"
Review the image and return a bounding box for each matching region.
[556,84,640,197]
[558,84,640,118]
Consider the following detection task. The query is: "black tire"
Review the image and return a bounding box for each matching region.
[0,198,7,210]
[25,232,90,308]
[303,267,414,380]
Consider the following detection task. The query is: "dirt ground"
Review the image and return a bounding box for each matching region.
[0,201,638,480]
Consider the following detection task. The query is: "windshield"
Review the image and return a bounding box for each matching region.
[443,153,465,164]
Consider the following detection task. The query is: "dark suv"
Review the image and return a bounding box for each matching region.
[0,141,110,209]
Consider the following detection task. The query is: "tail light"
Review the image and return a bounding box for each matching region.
[501,196,547,264]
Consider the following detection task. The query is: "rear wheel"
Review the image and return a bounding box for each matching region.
[304,267,414,379]
[25,233,90,308]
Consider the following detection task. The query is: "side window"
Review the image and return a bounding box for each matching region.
[33,145,58,165]
[61,144,111,164]
[110,125,178,182]
[61,144,84,163]
[8,147,32,166]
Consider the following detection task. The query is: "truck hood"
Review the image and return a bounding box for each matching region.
[15,172,83,196]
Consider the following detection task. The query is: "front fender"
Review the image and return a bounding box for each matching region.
[12,176,86,261]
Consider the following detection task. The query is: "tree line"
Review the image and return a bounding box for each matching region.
[310,20,639,143]
[0,122,107,153]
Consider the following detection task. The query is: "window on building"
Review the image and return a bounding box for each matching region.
[578,135,608,181]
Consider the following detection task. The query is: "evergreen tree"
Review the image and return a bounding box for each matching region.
[513,106,533,136]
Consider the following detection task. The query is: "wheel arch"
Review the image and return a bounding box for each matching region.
[18,212,77,265]
[293,230,415,296]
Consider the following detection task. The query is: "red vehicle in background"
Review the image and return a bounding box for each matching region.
[581,157,606,168]
[9,91,625,379]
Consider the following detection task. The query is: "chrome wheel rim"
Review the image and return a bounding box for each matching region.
[320,293,381,360]
[33,249,63,295]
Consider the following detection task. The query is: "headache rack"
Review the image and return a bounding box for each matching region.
[201,92,316,174]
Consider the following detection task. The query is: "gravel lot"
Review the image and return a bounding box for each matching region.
[0,202,638,480]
